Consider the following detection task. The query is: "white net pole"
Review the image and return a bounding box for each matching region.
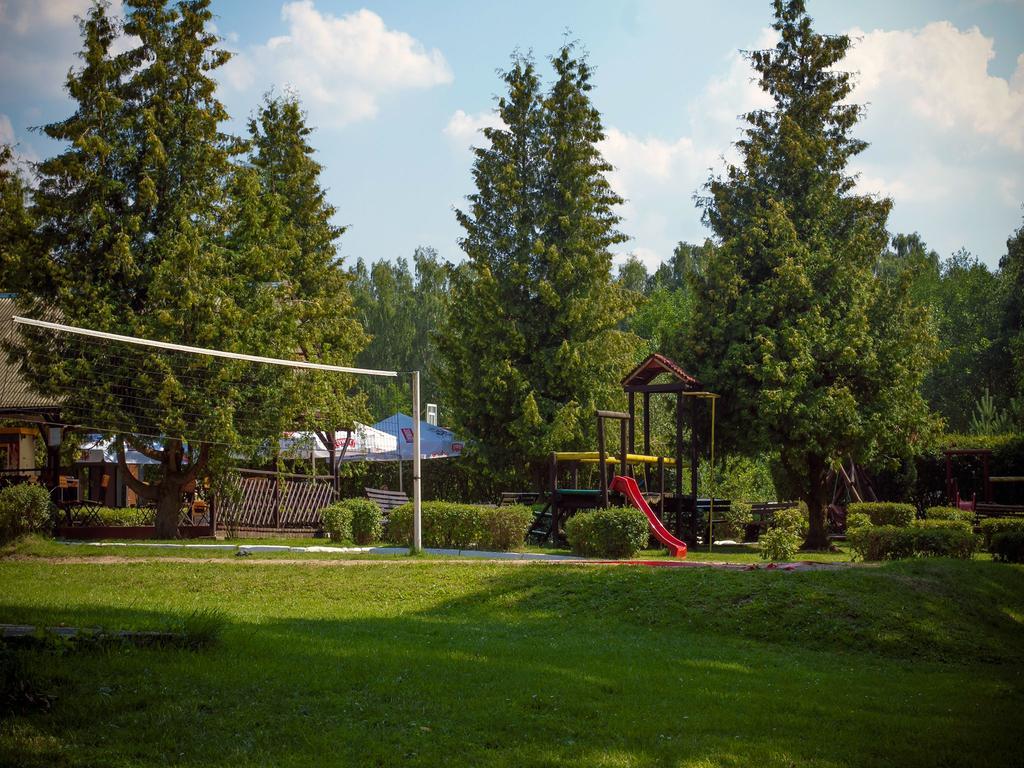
[411,370,422,553]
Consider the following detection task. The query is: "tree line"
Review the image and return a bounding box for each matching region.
[0,0,1021,543]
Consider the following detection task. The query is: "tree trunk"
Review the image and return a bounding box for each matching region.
[154,481,183,539]
[803,455,830,550]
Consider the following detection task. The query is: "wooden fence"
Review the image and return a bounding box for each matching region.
[216,469,336,531]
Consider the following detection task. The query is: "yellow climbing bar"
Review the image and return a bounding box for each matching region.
[553,451,677,466]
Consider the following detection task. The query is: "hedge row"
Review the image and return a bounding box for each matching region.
[991,531,1024,563]
[388,502,533,552]
[923,506,975,524]
[0,484,52,543]
[95,507,154,526]
[848,525,977,561]
[564,507,649,559]
[846,502,915,528]
[979,518,1024,549]
[319,498,386,544]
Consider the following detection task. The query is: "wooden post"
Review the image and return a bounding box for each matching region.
[643,391,652,491]
[597,416,608,508]
[945,452,953,504]
[690,396,699,545]
[675,391,684,538]
[658,457,665,519]
[628,391,635,454]
[619,417,628,479]
[272,475,281,529]
[983,452,991,503]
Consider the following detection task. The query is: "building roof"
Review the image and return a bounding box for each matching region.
[0,297,62,412]
[621,353,703,391]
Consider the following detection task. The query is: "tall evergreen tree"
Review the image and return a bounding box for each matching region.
[0,146,36,293]
[438,47,640,485]
[8,1,362,536]
[999,218,1024,418]
[690,0,938,547]
[246,92,368,487]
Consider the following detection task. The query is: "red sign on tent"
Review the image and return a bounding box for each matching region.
[401,428,414,443]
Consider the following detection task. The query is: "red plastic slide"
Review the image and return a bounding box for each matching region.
[610,475,688,558]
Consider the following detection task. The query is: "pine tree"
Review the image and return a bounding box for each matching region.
[690,0,938,547]
[0,146,36,293]
[439,47,640,485]
[10,1,346,537]
[246,92,368,488]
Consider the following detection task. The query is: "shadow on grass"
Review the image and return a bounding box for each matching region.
[3,560,1024,767]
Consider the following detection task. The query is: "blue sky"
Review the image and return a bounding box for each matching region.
[2,0,1022,270]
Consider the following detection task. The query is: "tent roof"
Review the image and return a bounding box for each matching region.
[621,353,702,391]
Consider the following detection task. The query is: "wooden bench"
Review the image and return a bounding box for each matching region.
[499,492,540,507]
[365,488,409,517]
[975,503,1024,520]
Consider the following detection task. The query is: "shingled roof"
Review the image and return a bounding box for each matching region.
[0,297,62,412]
[621,353,702,391]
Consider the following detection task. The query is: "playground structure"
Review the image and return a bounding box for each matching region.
[537,354,720,555]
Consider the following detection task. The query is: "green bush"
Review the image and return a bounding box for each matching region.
[0,484,53,543]
[924,506,974,524]
[846,502,915,528]
[848,525,977,561]
[773,506,807,537]
[478,505,532,551]
[388,502,482,549]
[758,507,805,561]
[320,502,354,543]
[913,518,972,535]
[758,528,801,561]
[990,531,1024,563]
[717,500,752,541]
[846,511,873,531]
[979,518,1024,549]
[338,498,383,544]
[565,507,649,558]
[95,507,154,526]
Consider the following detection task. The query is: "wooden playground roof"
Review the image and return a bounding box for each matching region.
[621,353,702,393]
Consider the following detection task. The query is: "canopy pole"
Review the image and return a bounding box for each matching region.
[708,396,716,552]
[411,371,422,553]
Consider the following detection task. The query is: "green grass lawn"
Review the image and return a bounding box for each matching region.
[1,548,1022,767]
[4,535,859,563]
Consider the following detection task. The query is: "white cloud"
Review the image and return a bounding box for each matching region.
[845,22,1024,151]
[224,2,452,127]
[443,109,503,144]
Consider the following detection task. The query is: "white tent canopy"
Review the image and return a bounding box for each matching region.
[77,434,161,465]
[372,413,462,460]
[279,423,399,462]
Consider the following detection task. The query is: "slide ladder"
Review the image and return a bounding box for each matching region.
[610,475,688,558]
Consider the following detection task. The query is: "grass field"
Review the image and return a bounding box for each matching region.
[1,545,1022,767]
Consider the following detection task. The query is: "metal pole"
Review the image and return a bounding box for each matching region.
[708,397,716,552]
[411,371,422,553]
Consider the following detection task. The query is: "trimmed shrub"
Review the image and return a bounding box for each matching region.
[979,518,1024,549]
[388,502,482,549]
[848,525,977,561]
[565,507,649,559]
[320,503,354,543]
[913,518,972,535]
[478,505,533,551]
[717,500,752,541]
[95,507,154,526]
[990,531,1024,563]
[846,502,914,528]
[0,484,53,543]
[759,528,801,561]
[846,511,872,531]
[773,506,808,537]
[339,498,383,544]
[924,506,974,524]
[757,504,808,561]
